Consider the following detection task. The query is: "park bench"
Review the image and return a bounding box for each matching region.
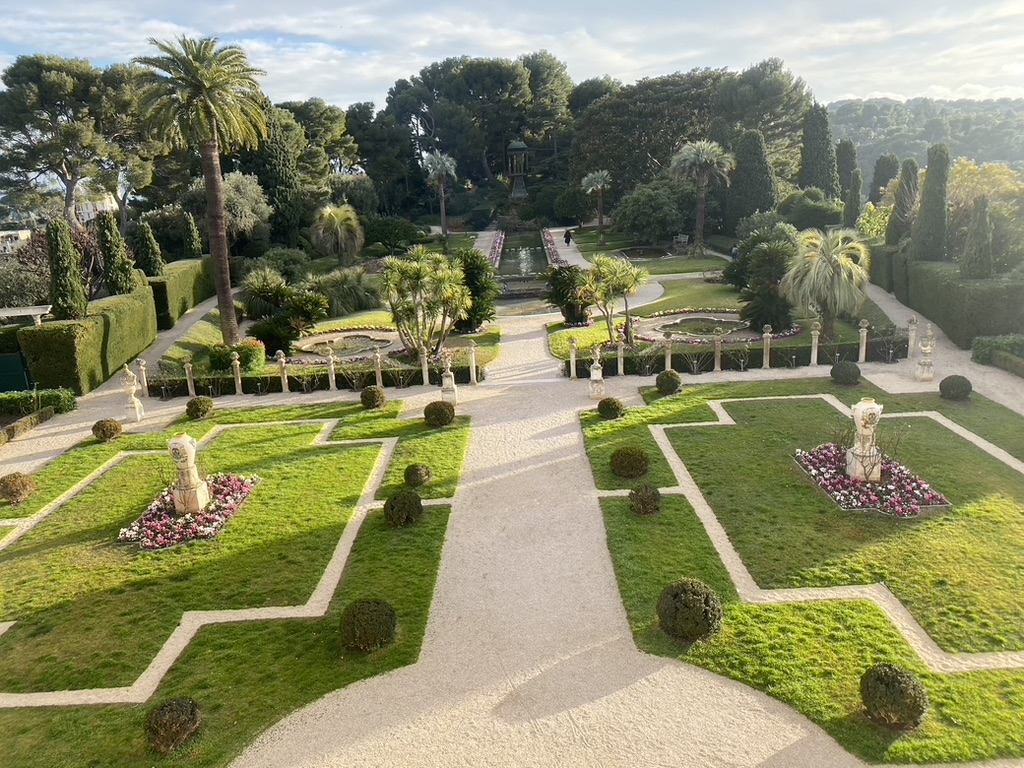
[0,305,52,327]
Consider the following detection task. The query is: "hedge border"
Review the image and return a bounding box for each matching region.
[0,405,55,448]
[147,257,215,330]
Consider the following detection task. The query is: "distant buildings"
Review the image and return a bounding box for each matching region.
[0,230,32,256]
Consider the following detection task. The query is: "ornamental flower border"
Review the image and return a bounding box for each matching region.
[118,473,260,550]
[636,309,804,346]
[794,443,951,519]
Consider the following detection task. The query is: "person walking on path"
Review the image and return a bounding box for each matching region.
[563,229,572,246]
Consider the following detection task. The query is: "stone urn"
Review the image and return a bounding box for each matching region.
[167,433,210,515]
[846,397,883,482]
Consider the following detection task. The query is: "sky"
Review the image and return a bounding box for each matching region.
[1,0,1023,109]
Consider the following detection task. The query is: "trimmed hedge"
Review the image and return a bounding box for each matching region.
[992,350,1024,379]
[868,242,893,293]
[0,325,22,354]
[0,389,76,415]
[148,257,215,330]
[971,334,1024,365]
[0,405,55,447]
[17,277,158,394]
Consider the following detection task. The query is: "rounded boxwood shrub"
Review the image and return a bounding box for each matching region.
[146,697,202,754]
[0,472,36,505]
[657,579,723,643]
[404,463,433,488]
[939,374,972,401]
[339,598,397,652]
[629,483,661,516]
[610,446,650,479]
[424,400,455,427]
[91,418,123,442]
[185,396,214,420]
[360,385,387,410]
[656,369,681,396]
[830,360,861,385]
[860,663,929,730]
[383,488,423,527]
[597,397,626,420]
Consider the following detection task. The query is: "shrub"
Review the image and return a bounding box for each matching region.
[146,697,202,754]
[91,419,123,442]
[404,463,433,488]
[148,257,215,330]
[972,334,1024,364]
[610,446,650,479]
[830,360,861,385]
[939,374,972,401]
[360,385,387,410]
[383,488,423,527]
[656,369,681,396]
[239,265,291,320]
[629,483,661,516]
[0,388,77,416]
[208,339,266,373]
[597,396,626,420]
[0,472,36,505]
[424,400,455,427]
[339,598,398,652]
[860,663,929,730]
[657,579,723,643]
[185,396,214,420]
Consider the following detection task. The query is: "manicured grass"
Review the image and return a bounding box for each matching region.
[160,309,226,370]
[583,252,727,275]
[547,320,625,357]
[571,228,633,254]
[314,309,395,331]
[634,279,744,316]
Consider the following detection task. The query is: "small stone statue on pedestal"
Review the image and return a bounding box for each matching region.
[915,324,935,382]
[167,433,210,515]
[440,349,458,404]
[589,346,605,399]
[846,397,884,482]
[121,364,145,422]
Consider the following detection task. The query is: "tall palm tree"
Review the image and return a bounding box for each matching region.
[669,140,735,253]
[134,36,267,346]
[423,151,457,254]
[311,204,364,267]
[581,170,612,246]
[780,228,871,341]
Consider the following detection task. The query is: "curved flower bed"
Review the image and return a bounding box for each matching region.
[119,473,259,550]
[637,310,804,346]
[488,230,505,266]
[794,443,950,518]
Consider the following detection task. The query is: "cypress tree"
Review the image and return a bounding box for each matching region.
[183,211,203,257]
[238,107,305,246]
[910,144,951,262]
[47,219,88,320]
[869,153,900,204]
[836,138,859,196]
[843,168,863,229]
[960,196,993,279]
[98,211,138,295]
[884,159,919,247]
[134,221,166,277]
[797,103,840,199]
[725,130,778,235]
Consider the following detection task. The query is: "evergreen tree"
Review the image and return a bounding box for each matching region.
[47,218,87,319]
[836,138,859,196]
[842,168,863,229]
[738,239,795,332]
[910,144,951,262]
[868,153,900,204]
[453,247,501,333]
[237,106,305,245]
[725,130,778,234]
[960,196,993,279]
[797,103,840,199]
[884,159,919,247]
[134,221,165,276]
[183,211,203,257]
[97,211,138,295]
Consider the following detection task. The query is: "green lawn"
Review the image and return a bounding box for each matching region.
[634,279,744,316]
[581,252,727,275]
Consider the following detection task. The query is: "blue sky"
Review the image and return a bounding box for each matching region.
[1,0,1022,109]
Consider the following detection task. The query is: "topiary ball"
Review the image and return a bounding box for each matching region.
[657,579,723,643]
[383,488,423,527]
[830,360,861,385]
[146,697,202,754]
[185,396,214,420]
[656,369,681,396]
[424,400,455,427]
[629,483,662,516]
[939,374,972,401]
[404,463,433,488]
[339,598,397,652]
[91,418,123,442]
[0,472,36,505]
[597,397,626,420]
[360,385,387,410]
[610,446,650,479]
[860,663,929,730]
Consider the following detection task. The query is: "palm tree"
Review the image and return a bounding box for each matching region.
[669,140,735,253]
[780,228,871,341]
[583,254,650,343]
[423,151,457,254]
[581,170,612,246]
[134,36,267,346]
[311,204,364,267]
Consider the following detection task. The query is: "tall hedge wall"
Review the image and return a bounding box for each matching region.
[148,256,215,330]
[17,275,158,394]
[868,242,893,293]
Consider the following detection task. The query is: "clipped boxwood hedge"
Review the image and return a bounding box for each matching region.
[0,388,76,415]
[0,405,55,447]
[0,324,23,354]
[992,350,1024,379]
[148,257,215,330]
[971,334,1024,365]
[868,242,893,293]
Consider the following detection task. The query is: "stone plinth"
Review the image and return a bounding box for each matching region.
[846,447,882,482]
[168,433,210,515]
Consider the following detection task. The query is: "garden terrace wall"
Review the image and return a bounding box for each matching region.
[148,257,215,330]
[868,242,893,293]
[17,276,158,394]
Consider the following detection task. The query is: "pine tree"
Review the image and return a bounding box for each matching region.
[237,107,305,245]
[910,144,951,262]
[97,211,139,295]
[843,168,863,229]
[134,221,166,276]
[960,196,993,279]
[725,130,778,235]
[836,138,859,196]
[884,159,919,247]
[47,218,88,319]
[868,153,900,204]
[183,211,203,257]
[797,103,840,199]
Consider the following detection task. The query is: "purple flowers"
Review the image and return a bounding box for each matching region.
[794,443,950,518]
[118,473,259,550]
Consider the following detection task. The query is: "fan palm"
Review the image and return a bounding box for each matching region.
[424,151,457,254]
[581,170,612,246]
[311,204,364,267]
[583,254,650,343]
[669,140,735,253]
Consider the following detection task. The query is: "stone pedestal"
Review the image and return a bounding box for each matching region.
[848,397,884,482]
[915,324,935,382]
[167,433,210,515]
[440,371,458,404]
[589,362,605,399]
[846,447,882,482]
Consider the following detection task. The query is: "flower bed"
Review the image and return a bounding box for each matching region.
[118,473,259,550]
[488,230,505,266]
[794,443,950,518]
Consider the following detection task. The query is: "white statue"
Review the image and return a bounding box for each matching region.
[121,364,145,422]
[847,397,884,482]
[167,433,210,515]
